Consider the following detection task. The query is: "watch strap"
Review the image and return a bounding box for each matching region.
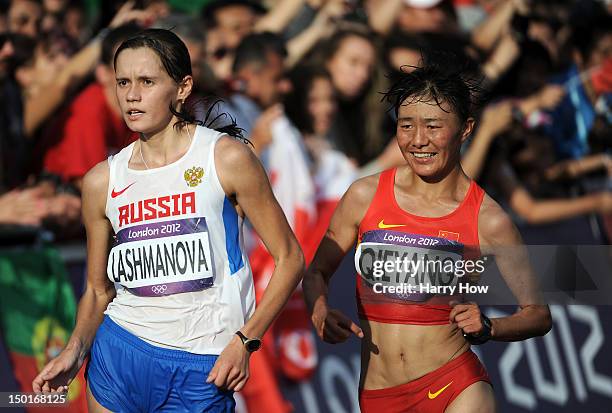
[235,330,248,344]
[235,331,262,353]
[464,314,492,345]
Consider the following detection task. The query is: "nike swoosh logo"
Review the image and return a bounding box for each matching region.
[378,219,407,229]
[428,381,453,399]
[111,182,136,198]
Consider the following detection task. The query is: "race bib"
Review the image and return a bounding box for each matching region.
[107,217,215,296]
[355,230,464,302]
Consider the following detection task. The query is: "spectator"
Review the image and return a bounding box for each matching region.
[153,13,205,90]
[7,0,42,38]
[12,32,70,102]
[202,0,264,52]
[222,31,291,152]
[0,0,611,406]
[0,33,40,227]
[285,64,336,143]
[18,1,156,138]
[384,31,471,76]
[314,24,392,165]
[478,113,612,227]
[525,1,572,66]
[367,0,459,35]
[0,33,27,190]
[37,24,141,189]
[40,0,88,45]
[202,0,316,84]
[202,0,265,83]
[461,39,612,229]
[397,0,459,34]
[0,32,79,229]
[285,64,356,259]
[222,32,320,413]
[544,7,612,159]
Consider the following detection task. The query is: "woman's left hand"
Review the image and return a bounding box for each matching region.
[449,301,486,336]
[206,336,250,391]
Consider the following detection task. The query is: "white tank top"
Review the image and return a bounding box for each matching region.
[104,125,255,355]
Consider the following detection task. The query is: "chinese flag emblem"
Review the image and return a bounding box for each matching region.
[438,230,460,241]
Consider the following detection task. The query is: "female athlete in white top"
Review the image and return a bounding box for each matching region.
[33,29,304,413]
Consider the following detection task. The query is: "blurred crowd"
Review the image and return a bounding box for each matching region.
[0,0,610,245]
[0,0,611,410]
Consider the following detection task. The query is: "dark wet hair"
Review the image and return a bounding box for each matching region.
[285,65,333,135]
[114,28,243,139]
[381,53,484,125]
[383,32,471,84]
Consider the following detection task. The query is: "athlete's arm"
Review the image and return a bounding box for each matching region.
[33,161,116,393]
[207,137,305,391]
[450,195,553,341]
[303,176,378,343]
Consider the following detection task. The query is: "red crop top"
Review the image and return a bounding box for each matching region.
[355,168,485,325]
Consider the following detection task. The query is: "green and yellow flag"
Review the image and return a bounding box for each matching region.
[0,247,87,413]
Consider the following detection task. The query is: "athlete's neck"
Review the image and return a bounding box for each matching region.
[399,165,469,201]
[139,123,194,167]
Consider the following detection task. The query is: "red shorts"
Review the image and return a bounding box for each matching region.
[359,350,490,413]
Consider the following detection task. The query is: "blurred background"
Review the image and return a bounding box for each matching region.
[0,0,611,412]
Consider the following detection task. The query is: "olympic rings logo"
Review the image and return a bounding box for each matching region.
[151,285,168,294]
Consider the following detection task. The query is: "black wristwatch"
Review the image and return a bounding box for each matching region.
[464,314,493,345]
[235,331,262,353]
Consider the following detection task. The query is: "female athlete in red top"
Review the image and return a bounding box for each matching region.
[303,60,552,413]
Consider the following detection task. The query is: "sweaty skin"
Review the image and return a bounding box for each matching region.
[33,44,305,404]
[304,100,551,411]
[311,169,472,389]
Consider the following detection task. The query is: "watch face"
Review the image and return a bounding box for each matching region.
[245,339,262,352]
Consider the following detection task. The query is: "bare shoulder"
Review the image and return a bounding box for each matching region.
[478,192,521,248]
[333,173,380,228]
[214,135,265,196]
[343,173,380,208]
[82,161,110,196]
[81,160,110,219]
[215,135,258,170]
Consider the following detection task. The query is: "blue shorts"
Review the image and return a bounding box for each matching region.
[86,316,235,412]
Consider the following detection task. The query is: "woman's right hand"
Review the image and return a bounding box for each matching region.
[32,347,83,393]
